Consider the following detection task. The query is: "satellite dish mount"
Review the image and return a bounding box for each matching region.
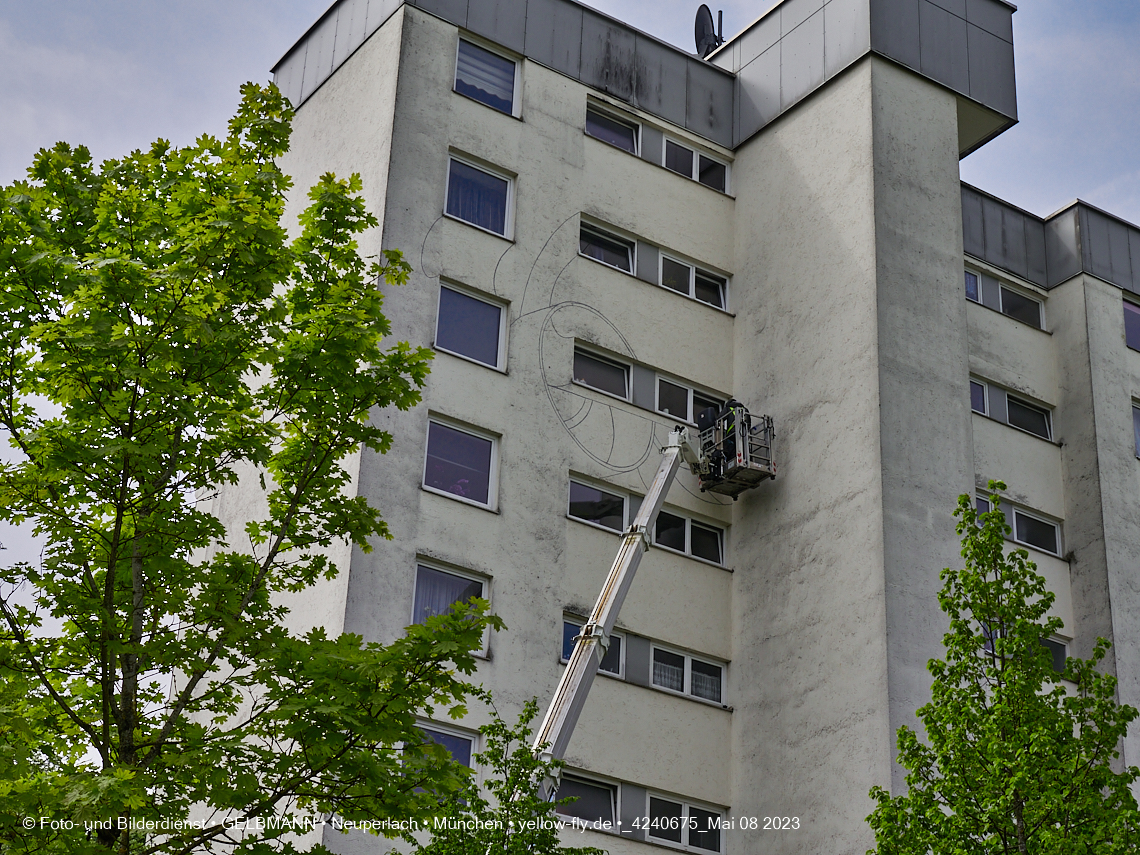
[695,5,724,59]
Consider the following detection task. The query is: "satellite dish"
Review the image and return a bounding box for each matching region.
[694,4,722,59]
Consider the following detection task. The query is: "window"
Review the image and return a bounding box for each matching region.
[654,510,723,565]
[568,480,627,531]
[965,270,980,302]
[413,564,484,624]
[647,795,723,852]
[970,380,987,414]
[1133,405,1140,458]
[1000,285,1042,329]
[663,138,728,192]
[586,107,638,154]
[659,255,727,310]
[435,284,505,368]
[1006,395,1051,440]
[651,646,723,704]
[420,725,474,768]
[656,377,724,424]
[555,775,616,824]
[454,39,516,114]
[573,349,629,398]
[976,496,992,515]
[1041,637,1067,674]
[1013,509,1060,555]
[446,157,510,236]
[562,618,622,675]
[424,420,496,507]
[1125,301,1140,351]
[579,224,633,272]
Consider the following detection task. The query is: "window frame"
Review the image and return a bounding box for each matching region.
[567,477,630,533]
[453,36,520,116]
[434,281,508,371]
[969,378,988,414]
[561,615,625,679]
[1005,393,1053,441]
[579,221,636,273]
[644,791,726,853]
[1011,507,1062,556]
[649,643,726,706]
[584,103,640,155]
[661,137,730,194]
[411,560,488,625]
[965,269,981,303]
[417,720,478,771]
[422,416,500,510]
[554,772,620,827]
[652,509,725,567]
[1125,299,1140,352]
[657,254,731,311]
[445,154,514,239]
[572,347,631,401]
[998,283,1044,329]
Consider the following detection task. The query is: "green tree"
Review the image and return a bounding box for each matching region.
[867,480,1140,854]
[0,83,501,854]
[401,691,606,855]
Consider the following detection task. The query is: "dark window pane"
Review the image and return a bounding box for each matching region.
[688,806,722,852]
[555,776,615,823]
[455,40,514,113]
[1006,397,1050,439]
[661,257,691,294]
[690,522,723,564]
[1133,406,1140,457]
[970,380,986,414]
[664,140,694,178]
[648,797,684,843]
[573,350,628,397]
[1041,638,1067,674]
[698,155,726,192]
[568,481,624,530]
[585,109,637,153]
[421,727,473,767]
[414,565,483,624]
[1015,512,1058,554]
[976,496,991,515]
[425,422,492,504]
[658,379,689,419]
[561,621,621,674]
[437,286,501,366]
[1126,301,1140,351]
[1000,286,1041,328]
[580,226,632,271]
[562,621,577,660]
[695,270,726,309]
[447,160,508,234]
[652,648,685,692]
[690,659,722,703]
[965,271,980,302]
[655,511,686,552]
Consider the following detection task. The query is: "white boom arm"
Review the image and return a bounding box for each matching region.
[532,427,702,799]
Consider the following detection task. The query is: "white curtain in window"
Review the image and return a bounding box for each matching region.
[414,566,483,624]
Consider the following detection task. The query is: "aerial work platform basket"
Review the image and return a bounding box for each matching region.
[695,403,775,498]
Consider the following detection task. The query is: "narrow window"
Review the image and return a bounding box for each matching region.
[698,154,727,192]
[1006,396,1051,439]
[1041,637,1067,674]
[1133,405,1140,457]
[694,269,726,309]
[649,797,685,844]
[446,158,509,235]
[657,378,690,420]
[555,775,616,824]
[562,620,621,674]
[690,521,723,564]
[970,380,987,414]
[664,140,694,178]
[454,39,515,114]
[579,225,633,272]
[1013,510,1059,555]
[421,727,473,767]
[690,658,723,703]
[1125,301,1140,351]
[573,349,628,398]
[1000,286,1042,329]
[585,108,638,154]
[568,481,625,531]
[424,421,494,505]
[965,270,980,302]
[689,806,723,852]
[660,256,692,294]
[655,510,686,552]
[436,285,503,368]
[413,565,483,624]
[652,648,686,693]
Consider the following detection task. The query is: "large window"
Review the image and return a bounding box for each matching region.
[1006,395,1051,440]
[663,138,728,193]
[657,377,723,424]
[1013,509,1060,555]
[555,775,617,824]
[1125,300,1140,351]
[1000,285,1042,329]
[654,510,723,565]
[651,645,723,704]
[562,618,623,676]
[586,107,638,154]
[660,255,727,310]
[413,564,484,624]
[423,420,496,507]
[647,794,724,852]
[579,224,634,272]
[454,39,516,114]
[573,349,629,398]
[436,284,505,368]
[567,480,627,531]
[446,157,511,236]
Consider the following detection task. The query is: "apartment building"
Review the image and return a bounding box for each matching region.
[220,0,1140,851]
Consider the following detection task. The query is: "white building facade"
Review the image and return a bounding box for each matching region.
[234,0,1140,851]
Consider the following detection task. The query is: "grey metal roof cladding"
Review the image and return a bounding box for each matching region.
[962,183,1140,297]
[273,0,1017,153]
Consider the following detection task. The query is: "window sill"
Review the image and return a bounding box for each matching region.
[1010,540,1063,560]
[421,485,500,513]
[433,344,508,374]
[648,681,731,710]
[452,87,523,121]
[444,212,513,243]
[651,541,731,572]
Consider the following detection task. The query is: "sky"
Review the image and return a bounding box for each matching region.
[0,2,1138,560]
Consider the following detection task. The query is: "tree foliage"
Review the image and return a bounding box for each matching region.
[0,83,502,854]
[401,691,606,855]
[867,481,1140,854]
